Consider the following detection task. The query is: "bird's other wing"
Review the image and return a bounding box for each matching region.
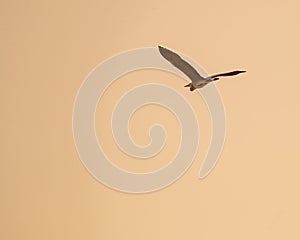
[158,46,205,83]
[210,70,246,79]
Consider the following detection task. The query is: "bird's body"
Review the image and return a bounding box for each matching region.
[158,46,246,91]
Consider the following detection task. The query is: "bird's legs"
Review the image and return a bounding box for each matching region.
[184,83,196,91]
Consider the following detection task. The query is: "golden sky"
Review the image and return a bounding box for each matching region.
[1,0,300,239]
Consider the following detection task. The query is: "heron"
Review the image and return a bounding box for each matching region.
[158,46,246,91]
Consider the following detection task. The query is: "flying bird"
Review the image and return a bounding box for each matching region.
[158,46,246,91]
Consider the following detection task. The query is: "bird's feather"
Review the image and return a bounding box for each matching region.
[210,70,246,79]
[197,82,209,88]
[158,46,205,83]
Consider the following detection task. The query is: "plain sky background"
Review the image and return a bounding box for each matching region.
[1,0,300,239]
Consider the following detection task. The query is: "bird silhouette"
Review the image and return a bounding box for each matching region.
[158,46,246,91]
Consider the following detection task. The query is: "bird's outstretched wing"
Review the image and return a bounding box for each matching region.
[210,70,246,79]
[158,46,205,83]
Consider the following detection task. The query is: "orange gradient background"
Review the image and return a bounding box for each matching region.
[1,0,300,239]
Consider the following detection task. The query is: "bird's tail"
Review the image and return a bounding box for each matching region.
[184,83,191,87]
